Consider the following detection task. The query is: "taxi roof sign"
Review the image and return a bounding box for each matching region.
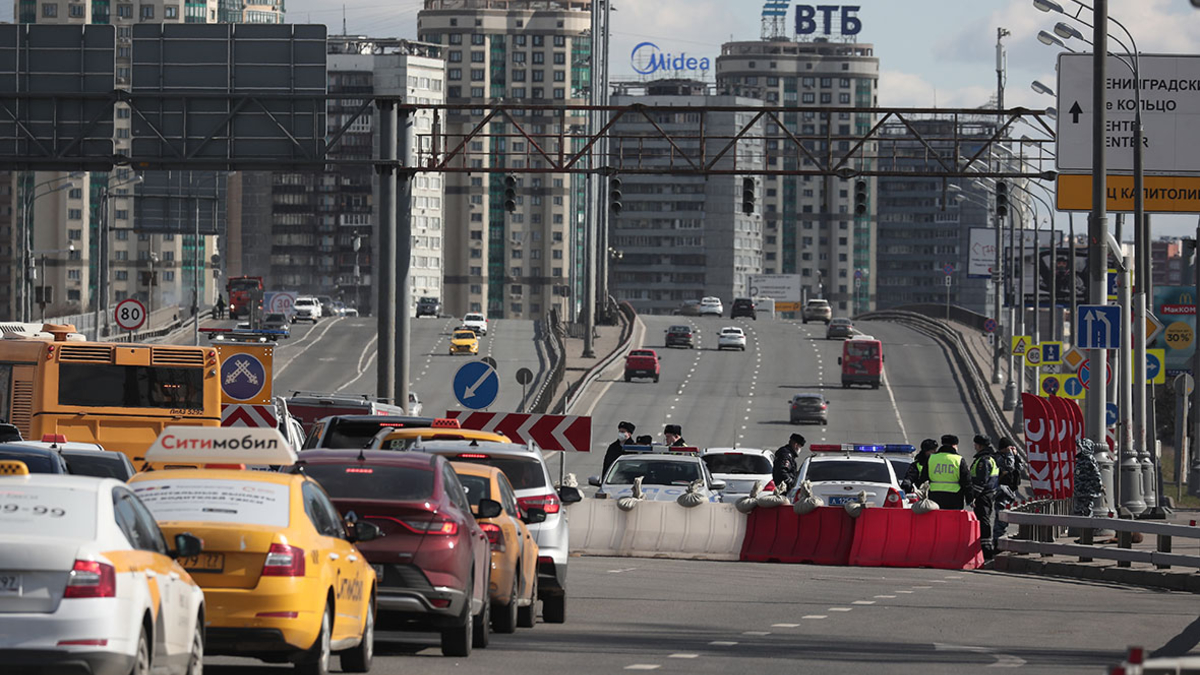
[145,426,296,466]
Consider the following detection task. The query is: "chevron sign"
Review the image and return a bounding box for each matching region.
[222,403,279,429]
[444,411,592,452]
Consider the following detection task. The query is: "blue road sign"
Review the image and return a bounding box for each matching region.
[983,318,998,334]
[1147,351,1163,382]
[1077,304,1122,349]
[453,361,500,410]
[943,264,955,275]
[1107,270,1119,301]
[1106,403,1119,427]
[1041,342,1061,363]
[1064,376,1086,397]
[221,353,267,401]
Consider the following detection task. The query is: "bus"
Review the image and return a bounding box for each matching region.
[0,323,221,464]
[839,337,883,389]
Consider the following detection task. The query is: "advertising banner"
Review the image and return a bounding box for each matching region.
[748,274,802,312]
[1153,286,1197,375]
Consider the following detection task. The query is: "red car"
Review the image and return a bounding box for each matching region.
[624,349,661,383]
[298,449,498,657]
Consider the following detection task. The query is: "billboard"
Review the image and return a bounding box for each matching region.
[1154,285,1196,375]
[967,228,996,278]
[748,274,801,312]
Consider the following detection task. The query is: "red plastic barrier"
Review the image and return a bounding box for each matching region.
[848,508,983,570]
[739,506,855,565]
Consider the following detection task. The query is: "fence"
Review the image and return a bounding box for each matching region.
[999,510,1200,570]
[528,308,566,414]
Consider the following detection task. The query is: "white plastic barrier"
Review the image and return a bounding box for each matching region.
[567,499,748,561]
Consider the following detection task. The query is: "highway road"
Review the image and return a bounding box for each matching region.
[205,556,1200,674]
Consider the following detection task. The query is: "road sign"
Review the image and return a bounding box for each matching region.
[218,347,270,403]
[1107,269,1119,303]
[983,318,998,334]
[265,291,297,315]
[1147,348,1167,385]
[854,269,863,280]
[942,264,954,275]
[1175,373,1195,396]
[114,298,147,331]
[515,367,534,386]
[1056,54,1200,175]
[444,411,593,452]
[1025,345,1043,367]
[748,274,801,313]
[1062,346,1087,371]
[1012,335,1032,356]
[1039,374,1060,396]
[221,403,278,428]
[1057,174,1200,213]
[1077,358,1113,390]
[1077,305,1122,349]
[1145,313,1165,345]
[1062,375,1086,399]
[944,275,952,287]
[1106,403,1119,428]
[1040,342,1063,365]
[453,361,500,410]
[481,356,498,370]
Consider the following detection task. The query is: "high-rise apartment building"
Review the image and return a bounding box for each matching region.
[715,38,879,314]
[417,0,591,319]
[609,79,764,314]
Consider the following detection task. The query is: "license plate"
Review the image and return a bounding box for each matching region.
[178,553,224,573]
[828,496,852,506]
[371,564,385,580]
[0,574,21,596]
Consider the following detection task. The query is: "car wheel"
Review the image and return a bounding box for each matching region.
[339,600,374,673]
[653,375,659,383]
[492,575,519,634]
[472,592,491,648]
[441,586,473,657]
[741,346,746,351]
[132,626,150,675]
[543,593,566,624]
[296,602,332,675]
[624,373,632,383]
[185,614,204,675]
[517,574,538,629]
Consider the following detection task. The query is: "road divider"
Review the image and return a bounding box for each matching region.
[848,508,984,570]
[567,499,746,561]
[739,506,855,565]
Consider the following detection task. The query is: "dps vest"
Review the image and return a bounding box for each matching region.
[928,452,964,493]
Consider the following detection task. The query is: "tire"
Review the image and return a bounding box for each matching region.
[871,382,880,390]
[440,595,472,657]
[295,603,332,675]
[624,373,631,383]
[472,593,491,649]
[517,575,537,629]
[339,601,374,673]
[653,375,659,383]
[132,626,150,675]
[543,593,566,624]
[492,575,518,634]
[185,615,204,675]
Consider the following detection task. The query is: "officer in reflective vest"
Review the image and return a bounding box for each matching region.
[901,438,938,493]
[970,434,1001,559]
[918,434,973,509]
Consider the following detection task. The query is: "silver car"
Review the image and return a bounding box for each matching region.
[589,449,725,503]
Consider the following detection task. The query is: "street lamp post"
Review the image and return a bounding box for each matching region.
[95,174,143,340]
[31,244,75,321]
[22,177,80,322]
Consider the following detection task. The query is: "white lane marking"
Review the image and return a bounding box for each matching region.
[896,590,914,594]
[934,644,1027,669]
[274,317,343,377]
[606,567,638,574]
[335,334,380,393]
[743,631,771,636]
[802,615,828,620]
[929,580,948,584]
[828,607,853,612]
[709,641,738,646]
[874,595,897,599]
[852,600,876,605]
[669,654,699,659]
[624,665,661,671]
[944,574,966,579]
[772,623,801,628]
[912,586,932,589]
[882,366,909,440]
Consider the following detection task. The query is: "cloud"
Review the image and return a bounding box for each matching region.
[878,69,994,108]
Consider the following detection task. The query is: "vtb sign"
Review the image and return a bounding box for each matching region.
[795,5,862,36]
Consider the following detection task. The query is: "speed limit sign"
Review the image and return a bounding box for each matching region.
[115,298,147,331]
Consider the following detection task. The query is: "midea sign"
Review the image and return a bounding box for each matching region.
[630,42,712,76]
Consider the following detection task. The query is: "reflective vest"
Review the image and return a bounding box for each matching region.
[928,452,964,493]
[971,454,1001,491]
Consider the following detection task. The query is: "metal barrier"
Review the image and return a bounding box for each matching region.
[553,300,635,414]
[528,308,565,414]
[1008,498,1075,542]
[999,511,1200,570]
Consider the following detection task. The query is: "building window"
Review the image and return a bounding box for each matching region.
[163,271,175,282]
[514,35,526,46]
[511,250,523,259]
[115,230,129,240]
[510,303,522,314]
[68,188,82,199]
[470,87,484,98]
[448,51,462,63]
[115,270,128,281]
[532,52,544,64]
[67,209,82,220]
[513,52,525,63]
[471,69,484,80]
[164,5,177,18]
[512,69,526,82]
[448,68,462,80]
[68,229,82,240]
[553,53,565,65]
[471,34,485,45]
[67,269,81,280]
[140,4,153,18]
[42,3,58,17]
[68,3,84,17]
[471,51,485,63]
[449,33,463,44]
[532,70,544,82]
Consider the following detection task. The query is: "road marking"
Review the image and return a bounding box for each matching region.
[743,631,770,636]
[828,607,853,612]
[881,366,909,440]
[801,615,827,620]
[708,641,737,646]
[772,623,801,628]
[274,317,343,377]
[852,600,876,605]
[944,574,966,579]
[934,643,1027,669]
[335,334,380,393]
[929,580,948,583]
[896,590,914,594]
[912,586,932,589]
[874,595,897,599]
[624,665,661,671]
[669,654,699,659]
[606,567,638,574]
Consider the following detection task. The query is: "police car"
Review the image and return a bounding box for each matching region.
[0,462,207,675]
[589,445,727,503]
[788,444,913,508]
[700,447,775,502]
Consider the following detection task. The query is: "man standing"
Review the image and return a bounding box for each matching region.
[773,433,805,490]
[970,434,1000,559]
[663,424,686,447]
[994,437,1022,546]
[919,434,972,510]
[602,421,637,477]
[902,438,939,493]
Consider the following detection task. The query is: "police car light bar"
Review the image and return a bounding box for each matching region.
[809,443,915,454]
[622,445,700,454]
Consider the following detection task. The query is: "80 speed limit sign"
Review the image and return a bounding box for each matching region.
[115,298,147,331]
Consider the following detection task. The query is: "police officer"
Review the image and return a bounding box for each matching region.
[902,438,939,493]
[919,434,972,509]
[664,424,686,447]
[602,421,637,477]
[773,433,805,490]
[970,434,1001,559]
[993,437,1023,546]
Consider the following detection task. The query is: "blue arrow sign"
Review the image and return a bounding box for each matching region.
[453,361,500,410]
[1077,304,1122,349]
[1064,376,1085,397]
[1106,403,1119,427]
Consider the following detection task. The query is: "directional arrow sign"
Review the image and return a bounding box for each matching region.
[452,361,500,410]
[1069,100,1082,124]
[445,411,593,452]
[1077,304,1122,349]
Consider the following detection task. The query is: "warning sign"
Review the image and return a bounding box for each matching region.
[1011,335,1032,356]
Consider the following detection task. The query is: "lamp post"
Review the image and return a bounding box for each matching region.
[30,244,75,321]
[22,177,80,322]
[96,173,143,339]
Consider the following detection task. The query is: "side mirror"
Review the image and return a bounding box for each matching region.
[587,475,602,487]
[522,507,548,524]
[172,533,203,559]
[710,480,727,491]
[559,486,583,504]
[476,498,503,519]
[349,520,384,543]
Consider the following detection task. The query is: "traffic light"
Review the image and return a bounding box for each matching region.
[853,179,868,216]
[609,177,623,215]
[741,177,755,215]
[504,175,517,213]
[996,181,1009,218]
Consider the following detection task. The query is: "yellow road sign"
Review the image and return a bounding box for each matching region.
[1012,335,1032,356]
[1057,174,1200,213]
[1025,346,1043,367]
[1040,341,1063,365]
[1144,313,1165,345]
[215,343,275,405]
[1062,346,1086,371]
[1147,348,1167,385]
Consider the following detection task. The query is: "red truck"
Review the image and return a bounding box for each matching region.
[624,349,661,383]
[226,275,263,320]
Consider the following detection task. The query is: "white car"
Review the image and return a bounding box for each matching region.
[697,296,724,317]
[717,326,747,351]
[408,391,423,416]
[292,296,322,323]
[0,471,207,674]
[700,447,776,502]
[589,446,726,503]
[787,444,910,508]
[463,312,488,335]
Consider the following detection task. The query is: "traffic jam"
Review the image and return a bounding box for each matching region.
[0,317,953,675]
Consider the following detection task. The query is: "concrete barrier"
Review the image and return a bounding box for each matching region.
[567,499,747,561]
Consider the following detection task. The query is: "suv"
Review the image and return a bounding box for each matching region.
[730,298,756,319]
[417,296,441,318]
[316,295,338,317]
[413,439,580,624]
[463,312,488,335]
[802,299,832,324]
[292,296,322,323]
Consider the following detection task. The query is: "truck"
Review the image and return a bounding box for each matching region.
[226,276,263,320]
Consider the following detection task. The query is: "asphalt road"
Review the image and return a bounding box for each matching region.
[205,556,1200,674]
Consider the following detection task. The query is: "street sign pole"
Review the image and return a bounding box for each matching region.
[1118,254,1145,514]
[1193,228,1200,498]
[376,101,397,402]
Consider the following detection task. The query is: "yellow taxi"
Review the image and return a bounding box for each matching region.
[368,418,510,451]
[450,462,541,633]
[449,329,480,355]
[128,427,379,674]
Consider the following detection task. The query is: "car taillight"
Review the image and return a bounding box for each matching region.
[518,493,561,515]
[403,518,459,535]
[762,480,776,493]
[64,560,116,598]
[821,404,828,410]
[262,544,306,577]
[885,487,903,508]
[479,522,506,552]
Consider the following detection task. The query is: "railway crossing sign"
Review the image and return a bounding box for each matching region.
[1077,305,1122,349]
[215,344,273,404]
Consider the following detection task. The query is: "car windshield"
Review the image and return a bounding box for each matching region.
[455,473,492,507]
[0,449,59,473]
[608,459,703,486]
[60,452,130,479]
[449,455,546,490]
[846,342,880,358]
[465,314,484,321]
[832,319,851,326]
[321,421,411,449]
[806,460,891,484]
[630,350,654,357]
[453,331,475,340]
[703,453,772,475]
[668,326,690,333]
[793,396,824,406]
[722,329,742,335]
[265,314,286,322]
[303,464,434,501]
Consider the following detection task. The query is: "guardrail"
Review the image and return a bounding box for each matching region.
[553,300,635,415]
[999,511,1200,570]
[528,308,565,414]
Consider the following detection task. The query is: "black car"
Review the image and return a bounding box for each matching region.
[57,448,137,481]
[0,444,71,474]
[731,298,757,319]
[417,296,442,318]
[665,324,696,348]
